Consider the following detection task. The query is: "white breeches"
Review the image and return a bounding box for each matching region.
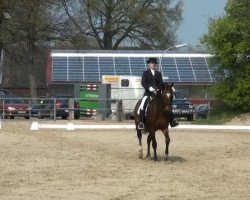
[137,96,148,114]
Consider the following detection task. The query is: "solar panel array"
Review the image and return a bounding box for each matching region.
[51,52,217,83]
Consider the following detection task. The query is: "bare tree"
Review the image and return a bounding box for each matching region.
[62,0,183,49]
[0,0,64,98]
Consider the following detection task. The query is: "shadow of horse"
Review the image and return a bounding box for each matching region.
[161,155,186,163]
[142,154,186,163]
[134,83,175,161]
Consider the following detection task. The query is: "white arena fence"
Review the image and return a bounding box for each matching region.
[29,122,250,131]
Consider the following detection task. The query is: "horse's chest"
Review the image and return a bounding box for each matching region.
[148,114,168,129]
[157,117,168,128]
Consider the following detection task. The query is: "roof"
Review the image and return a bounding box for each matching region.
[48,50,218,84]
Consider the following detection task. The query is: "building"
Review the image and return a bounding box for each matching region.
[47,50,218,99]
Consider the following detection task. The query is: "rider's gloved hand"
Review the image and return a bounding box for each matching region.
[149,87,155,92]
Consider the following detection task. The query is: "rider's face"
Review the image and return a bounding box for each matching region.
[148,62,157,70]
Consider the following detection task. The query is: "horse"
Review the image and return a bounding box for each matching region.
[134,83,173,161]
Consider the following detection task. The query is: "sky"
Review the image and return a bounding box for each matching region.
[177,0,228,47]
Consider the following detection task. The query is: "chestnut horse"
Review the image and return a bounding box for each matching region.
[134,83,173,161]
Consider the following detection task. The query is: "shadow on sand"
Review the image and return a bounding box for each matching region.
[148,155,187,163]
[167,155,186,163]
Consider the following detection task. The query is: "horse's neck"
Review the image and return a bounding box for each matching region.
[149,95,165,114]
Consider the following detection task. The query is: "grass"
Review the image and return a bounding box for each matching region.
[192,105,242,125]
[192,113,236,124]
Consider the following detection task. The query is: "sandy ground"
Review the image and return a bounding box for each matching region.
[0,120,250,200]
[225,113,250,125]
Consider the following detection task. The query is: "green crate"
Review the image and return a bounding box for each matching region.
[80,84,99,115]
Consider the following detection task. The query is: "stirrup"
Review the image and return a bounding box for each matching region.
[170,119,179,127]
[138,122,144,130]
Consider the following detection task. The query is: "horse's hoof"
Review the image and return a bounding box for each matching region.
[164,154,169,161]
[146,153,151,159]
[154,157,158,161]
[138,150,143,159]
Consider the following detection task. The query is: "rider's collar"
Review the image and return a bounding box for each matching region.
[150,69,155,76]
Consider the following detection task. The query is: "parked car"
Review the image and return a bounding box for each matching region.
[31,99,54,119]
[172,91,194,121]
[0,96,30,119]
[172,99,194,121]
[31,96,80,119]
[195,104,210,119]
[54,96,80,119]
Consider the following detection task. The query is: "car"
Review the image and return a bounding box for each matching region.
[31,96,80,119]
[31,98,54,119]
[0,96,30,119]
[53,96,80,119]
[171,91,194,121]
[195,104,210,119]
[172,99,194,121]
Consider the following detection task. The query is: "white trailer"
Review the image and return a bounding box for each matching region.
[101,75,144,117]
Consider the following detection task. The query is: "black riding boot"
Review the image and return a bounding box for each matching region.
[169,112,179,127]
[138,109,145,129]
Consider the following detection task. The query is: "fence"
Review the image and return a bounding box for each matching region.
[0,97,215,121]
[0,97,129,121]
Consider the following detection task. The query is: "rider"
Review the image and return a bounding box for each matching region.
[138,57,179,129]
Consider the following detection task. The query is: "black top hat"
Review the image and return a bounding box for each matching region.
[147,57,158,64]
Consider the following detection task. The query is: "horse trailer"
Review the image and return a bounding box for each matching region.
[101,75,144,118]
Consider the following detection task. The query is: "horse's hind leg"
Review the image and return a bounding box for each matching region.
[146,134,151,159]
[151,133,158,161]
[163,128,170,161]
[137,129,143,159]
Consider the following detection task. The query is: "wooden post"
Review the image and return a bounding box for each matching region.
[69,98,74,120]
[116,99,124,122]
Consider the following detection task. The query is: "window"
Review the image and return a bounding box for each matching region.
[121,79,129,87]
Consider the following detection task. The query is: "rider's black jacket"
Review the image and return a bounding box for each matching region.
[141,69,163,96]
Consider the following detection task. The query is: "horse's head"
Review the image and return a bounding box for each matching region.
[154,82,173,111]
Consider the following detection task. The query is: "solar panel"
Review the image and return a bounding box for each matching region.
[191,57,212,82]
[50,52,216,83]
[130,57,146,76]
[84,57,99,82]
[114,57,131,75]
[52,57,67,81]
[99,57,115,76]
[161,58,179,82]
[68,57,83,81]
[175,58,195,82]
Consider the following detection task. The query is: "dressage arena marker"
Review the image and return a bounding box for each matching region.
[30,122,250,131]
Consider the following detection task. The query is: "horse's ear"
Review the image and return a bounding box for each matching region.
[170,83,174,87]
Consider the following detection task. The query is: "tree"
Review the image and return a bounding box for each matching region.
[62,0,183,50]
[202,0,250,112]
[0,0,63,98]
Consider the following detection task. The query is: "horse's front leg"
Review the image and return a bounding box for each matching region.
[162,128,170,161]
[151,132,158,161]
[146,134,151,159]
[137,129,143,159]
